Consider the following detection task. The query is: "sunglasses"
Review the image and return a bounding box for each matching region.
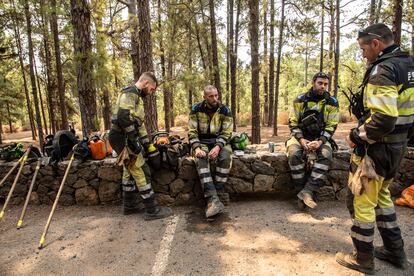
[313,72,329,80]
[358,29,383,38]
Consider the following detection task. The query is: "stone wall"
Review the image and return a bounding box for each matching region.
[0,146,413,206]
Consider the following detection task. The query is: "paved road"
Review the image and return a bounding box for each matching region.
[0,199,413,275]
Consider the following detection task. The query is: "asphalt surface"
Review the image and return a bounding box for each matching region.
[0,199,413,275]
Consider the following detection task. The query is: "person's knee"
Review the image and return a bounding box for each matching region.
[217,147,232,167]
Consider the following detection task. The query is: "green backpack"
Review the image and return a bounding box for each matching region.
[230,132,249,150]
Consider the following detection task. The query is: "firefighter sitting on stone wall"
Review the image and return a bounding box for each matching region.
[108,72,172,220]
[188,85,233,218]
[286,72,339,210]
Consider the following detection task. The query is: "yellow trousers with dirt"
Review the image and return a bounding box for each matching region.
[347,145,404,254]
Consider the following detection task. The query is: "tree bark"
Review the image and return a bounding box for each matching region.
[209,0,222,98]
[392,0,402,45]
[6,102,13,134]
[51,0,68,130]
[128,0,140,80]
[268,0,275,127]
[40,0,57,134]
[158,0,169,132]
[334,0,340,97]
[33,57,49,135]
[412,0,414,55]
[328,0,334,93]
[24,0,44,145]
[231,0,241,131]
[199,0,213,83]
[10,0,36,139]
[273,0,285,136]
[369,0,376,24]
[137,0,158,134]
[188,25,193,109]
[249,0,260,144]
[320,0,324,71]
[263,0,269,126]
[226,0,231,105]
[375,0,382,23]
[71,0,99,137]
[0,119,2,144]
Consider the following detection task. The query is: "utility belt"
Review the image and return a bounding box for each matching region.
[379,133,409,143]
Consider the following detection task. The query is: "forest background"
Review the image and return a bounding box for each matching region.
[0,0,412,146]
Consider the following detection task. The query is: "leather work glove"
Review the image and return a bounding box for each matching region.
[348,155,378,196]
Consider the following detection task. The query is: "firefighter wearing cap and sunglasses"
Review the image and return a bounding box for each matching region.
[108,72,172,220]
[286,72,339,210]
[335,23,413,274]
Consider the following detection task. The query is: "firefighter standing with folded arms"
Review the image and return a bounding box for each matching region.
[336,23,414,274]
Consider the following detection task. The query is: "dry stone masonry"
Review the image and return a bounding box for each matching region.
[1,142,413,206]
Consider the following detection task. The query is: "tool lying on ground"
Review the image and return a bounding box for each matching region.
[38,145,77,249]
[16,160,41,229]
[0,145,32,221]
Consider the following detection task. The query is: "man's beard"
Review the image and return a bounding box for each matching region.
[142,86,150,96]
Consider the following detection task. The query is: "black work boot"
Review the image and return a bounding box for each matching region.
[144,206,173,221]
[336,251,375,275]
[142,194,173,221]
[122,191,145,215]
[297,189,317,209]
[205,195,225,218]
[375,244,407,269]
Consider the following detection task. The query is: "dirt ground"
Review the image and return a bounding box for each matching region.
[0,199,413,275]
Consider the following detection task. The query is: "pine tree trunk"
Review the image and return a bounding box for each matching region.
[71,0,98,137]
[199,0,213,83]
[0,119,2,144]
[137,0,158,134]
[24,0,44,145]
[188,23,194,109]
[263,0,269,126]
[249,0,260,144]
[320,1,325,71]
[40,0,57,134]
[209,0,222,98]
[375,0,382,23]
[10,0,36,139]
[226,0,231,105]
[273,0,285,136]
[51,0,68,130]
[328,0,334,93]
[392,0,402,45]
[369,0,376,24]
[412,0,414,55]
[231,0,241,131]
[334,0,340,97]
[95,1,111,131]
[128,0,140,80]
[158,0,169,132]
[33,57,49,135]
[268,0,275,127]
[6,102,13,134]
[304,47,308,86]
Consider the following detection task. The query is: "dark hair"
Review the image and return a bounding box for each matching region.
[312,72,330,82]
[139,71,158,86]
[357,23,394,44]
